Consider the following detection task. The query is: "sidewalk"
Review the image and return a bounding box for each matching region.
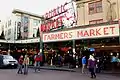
[29,65,120,74]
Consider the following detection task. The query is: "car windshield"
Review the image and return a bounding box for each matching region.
[3,55,13,59]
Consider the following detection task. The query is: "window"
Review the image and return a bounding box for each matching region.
[33,19,40,26]
[3,55,13,59]
[5,23,7,28]
[89,19,103,24]
[5,31,7,36]
[96,1,102,13]
[33,28,37,37]
[8,20,11,27]
[89,1,102,14]
[89,3,95,14]
[24,27,28,32]
[8,29,11,35]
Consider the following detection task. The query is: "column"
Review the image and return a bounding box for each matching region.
[73,40,78,68]
[8,44,10,55]
[119,19,120,44]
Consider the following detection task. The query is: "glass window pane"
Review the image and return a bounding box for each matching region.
[89,3,95,14]
[96,1,102,13]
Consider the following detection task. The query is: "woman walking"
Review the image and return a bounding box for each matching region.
[23,55,29,75]
[87,55,96,78]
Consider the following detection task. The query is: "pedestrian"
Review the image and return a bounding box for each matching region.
[82,56,86,73]
[23,55,29,75]
[17,55,24,74]
[87,55,96,78]
[34,52,42,72]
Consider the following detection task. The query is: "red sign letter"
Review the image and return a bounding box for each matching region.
[109,26,115,34]
[104,27,109,35]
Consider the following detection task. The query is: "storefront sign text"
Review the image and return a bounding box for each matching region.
[43,24,119,42]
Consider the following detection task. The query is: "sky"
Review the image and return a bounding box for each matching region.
[0,0,70,21]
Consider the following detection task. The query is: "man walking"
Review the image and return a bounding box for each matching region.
[82,56,86,73]
[17,55,24,74]
[34,52,42,72]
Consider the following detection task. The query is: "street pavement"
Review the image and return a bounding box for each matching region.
[0,69,120,80]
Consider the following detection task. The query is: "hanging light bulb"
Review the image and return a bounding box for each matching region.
[117,53,119,56]
[110,53,113,55]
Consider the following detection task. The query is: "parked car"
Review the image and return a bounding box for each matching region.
[0,55,18,68]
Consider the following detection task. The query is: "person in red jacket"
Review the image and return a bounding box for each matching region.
[17,55,24,74]
[34,52,42,72]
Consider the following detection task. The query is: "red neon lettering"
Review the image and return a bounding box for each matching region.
[57,16,64,26]
[47,22,51,31]
[104,27,109,35]
[77,31,84,37]
[109,26,115,34]
[55,19,59,28]
[41,24,46,32]
[96,28,101,36]
[50,20,54,29]
[90,29,95,36]
[83,30,89,36]
[52,20,55,29]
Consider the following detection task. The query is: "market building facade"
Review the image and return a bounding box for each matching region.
[41,0,120,69]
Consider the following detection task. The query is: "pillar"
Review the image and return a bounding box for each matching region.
[72,40,75,53]
[73,40,78,68]
[8,44,10,55]
[119,19,120,44]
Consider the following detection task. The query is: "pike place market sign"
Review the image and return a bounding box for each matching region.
[43,24,119,42]
[40,2,76,32]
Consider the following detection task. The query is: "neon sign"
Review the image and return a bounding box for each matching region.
[40,2,76,32]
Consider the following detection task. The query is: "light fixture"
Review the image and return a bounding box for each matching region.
[101,45,105,47]
[117,53,119,56]
[110,53,113,55]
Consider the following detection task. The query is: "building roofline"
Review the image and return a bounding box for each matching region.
[12,9,44,19]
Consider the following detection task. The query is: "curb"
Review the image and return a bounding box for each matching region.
[29,66,75,72]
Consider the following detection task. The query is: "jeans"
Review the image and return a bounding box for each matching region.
[89,68,96,78]
[82,64,86,73]
[35,61,40,72]
[17,64,23,74]
[24,64,28,75]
